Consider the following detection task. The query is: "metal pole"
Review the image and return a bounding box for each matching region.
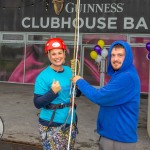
[147,61,150,137]
[100,57,105,87]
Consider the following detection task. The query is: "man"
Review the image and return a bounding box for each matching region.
[72,40,140,150]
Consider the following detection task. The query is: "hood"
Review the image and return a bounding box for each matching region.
[107,40,133,76]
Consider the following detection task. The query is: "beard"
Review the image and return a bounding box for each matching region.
[112,61,122,71]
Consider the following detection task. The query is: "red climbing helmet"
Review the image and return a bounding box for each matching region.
[45,38,66,55]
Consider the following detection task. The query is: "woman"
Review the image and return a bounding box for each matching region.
[33,38,78,150]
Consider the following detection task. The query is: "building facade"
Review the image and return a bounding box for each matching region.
[0,0,150,93]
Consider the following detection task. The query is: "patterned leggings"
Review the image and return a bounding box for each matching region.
[39,123,77,150]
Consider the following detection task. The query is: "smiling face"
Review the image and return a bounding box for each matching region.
[48,48,65,69]
[111,46,126,71]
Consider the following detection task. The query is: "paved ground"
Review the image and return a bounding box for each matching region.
[0,82,150,150]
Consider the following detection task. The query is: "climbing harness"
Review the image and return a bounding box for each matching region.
[41,102,77,141]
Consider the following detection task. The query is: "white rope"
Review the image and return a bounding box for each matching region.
[67,0,80,149]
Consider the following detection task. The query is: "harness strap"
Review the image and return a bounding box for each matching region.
[43,109,72,141]
[48,109,56,127]
[45,103,76,110]
[45,102,77,132]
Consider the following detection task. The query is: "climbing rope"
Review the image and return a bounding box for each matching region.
[67,0,80,149]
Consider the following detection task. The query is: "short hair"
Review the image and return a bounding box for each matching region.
[113,44,124,49]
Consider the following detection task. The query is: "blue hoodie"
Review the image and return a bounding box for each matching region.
[76,40,140,143]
